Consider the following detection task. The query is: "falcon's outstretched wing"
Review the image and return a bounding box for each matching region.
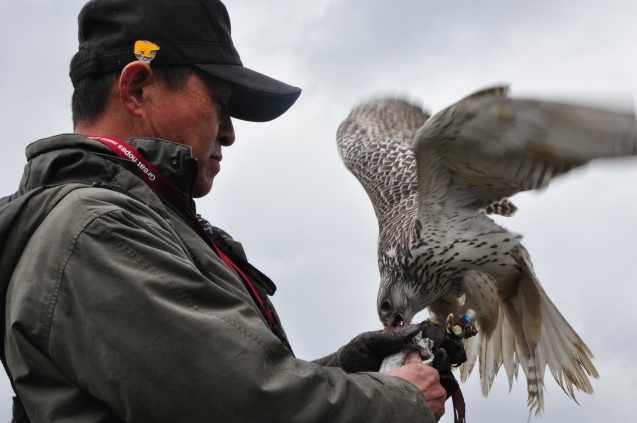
[414,86,637,222]
[337,99,429,219]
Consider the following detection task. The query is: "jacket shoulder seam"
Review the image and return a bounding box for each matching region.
[41,190,137,351]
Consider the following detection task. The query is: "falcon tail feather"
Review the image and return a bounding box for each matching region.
[460,246,597,413]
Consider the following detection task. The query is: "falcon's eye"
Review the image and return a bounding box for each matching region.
[380,299,392,312]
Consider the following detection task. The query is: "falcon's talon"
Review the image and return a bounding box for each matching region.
[444,314,470,340]
[445,313,455,330]
[463,322,478,338]
[456,316,478,339]
[445,314,468,339]
[446,316,478,340]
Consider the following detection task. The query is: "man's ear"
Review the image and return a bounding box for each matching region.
[119,61,155,118]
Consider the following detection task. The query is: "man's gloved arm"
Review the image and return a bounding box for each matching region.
[312,322,430,372]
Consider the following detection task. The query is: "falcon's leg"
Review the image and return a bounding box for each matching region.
[427,293,463,324]
[428,294,477,339]
[458,270,500,339]
[449,313,478,340]
[440,312,478,340]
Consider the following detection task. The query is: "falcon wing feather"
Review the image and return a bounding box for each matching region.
[337,99,429,219]
[414,86,637,221]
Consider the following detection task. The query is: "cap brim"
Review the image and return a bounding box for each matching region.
[193,64,301,122]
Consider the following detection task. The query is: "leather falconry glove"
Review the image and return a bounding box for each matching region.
[313,322,429,373]
[312,319,467,397]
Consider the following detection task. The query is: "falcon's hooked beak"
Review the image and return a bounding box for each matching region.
[379,297,414,328]
[390,313,405,328]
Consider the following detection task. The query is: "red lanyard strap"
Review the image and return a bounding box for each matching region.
[87,136,276,330]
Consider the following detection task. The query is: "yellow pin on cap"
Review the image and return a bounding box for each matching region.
[134,40,160,64]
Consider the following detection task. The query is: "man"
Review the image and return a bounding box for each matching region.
[0,0,447,421]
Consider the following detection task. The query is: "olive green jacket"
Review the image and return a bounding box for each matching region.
[0,134,435,422]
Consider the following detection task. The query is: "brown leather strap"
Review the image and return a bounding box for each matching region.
[452,387,466,423]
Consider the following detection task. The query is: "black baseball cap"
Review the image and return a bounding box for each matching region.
[70,0,301,122]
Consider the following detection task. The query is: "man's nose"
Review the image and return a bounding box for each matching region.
[219,115,235,147]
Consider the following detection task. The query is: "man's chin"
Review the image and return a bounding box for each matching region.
[193,178,214,198]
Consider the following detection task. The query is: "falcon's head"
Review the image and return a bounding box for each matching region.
[377,284,417,328]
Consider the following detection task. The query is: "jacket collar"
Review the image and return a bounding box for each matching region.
[26,134,200,205]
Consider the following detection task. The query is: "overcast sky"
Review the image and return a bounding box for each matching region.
[2,0,637,422]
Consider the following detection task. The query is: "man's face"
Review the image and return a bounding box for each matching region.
[144,72,235,198]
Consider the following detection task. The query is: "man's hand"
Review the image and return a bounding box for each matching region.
[388,351,446,421]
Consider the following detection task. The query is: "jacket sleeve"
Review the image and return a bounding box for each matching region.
[20,189,437,422]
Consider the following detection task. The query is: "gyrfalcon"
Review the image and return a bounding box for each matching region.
[336,86,637,411]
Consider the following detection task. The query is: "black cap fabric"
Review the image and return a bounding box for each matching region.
[70,0,301,122]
